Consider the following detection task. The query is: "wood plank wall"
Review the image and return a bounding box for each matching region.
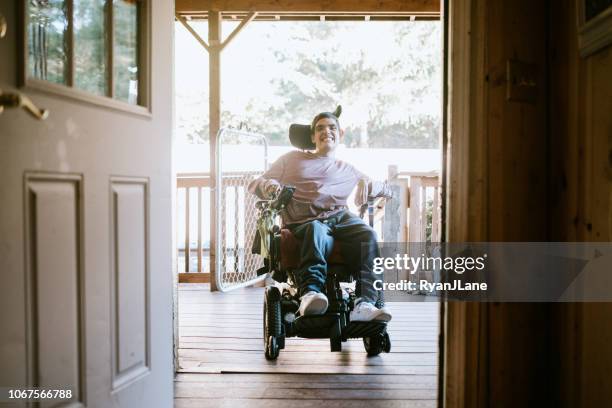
[447,0,572,406]
[484,0,553,406]
[549,0,612,406]
[467,0,612,406]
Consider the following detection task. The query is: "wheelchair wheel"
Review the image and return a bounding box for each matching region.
[265,336,279,360]
[363,331,391,356]
[382,331,391,353]
[330,336,342,352]
[263,286,282,360]
[329,318,342,352]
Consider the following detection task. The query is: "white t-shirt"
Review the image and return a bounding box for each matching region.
[248,150,372,225]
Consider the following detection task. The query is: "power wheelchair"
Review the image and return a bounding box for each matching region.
[254,183,392,360]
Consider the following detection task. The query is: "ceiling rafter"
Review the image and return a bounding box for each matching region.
[175,0,441,20]
[176,0,440,14]
[175,11,259,53]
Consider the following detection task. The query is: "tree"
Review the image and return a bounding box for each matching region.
[176,20,441,148]
[73,0,106,96]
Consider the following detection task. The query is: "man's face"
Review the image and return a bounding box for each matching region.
[311,117,344,154]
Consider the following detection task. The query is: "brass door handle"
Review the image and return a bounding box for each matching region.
[0,90,49,120]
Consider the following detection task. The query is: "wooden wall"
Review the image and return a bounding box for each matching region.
[482,0,553,406]
[450,0,612,406]
[473,0,612,405]
[549,0,612,406]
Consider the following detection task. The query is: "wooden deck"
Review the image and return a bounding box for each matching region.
[176,284,440,407]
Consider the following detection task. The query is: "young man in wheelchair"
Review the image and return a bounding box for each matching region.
[248,109,392,323]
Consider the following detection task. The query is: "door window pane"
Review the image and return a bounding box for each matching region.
[74,0,107,96]
[28,0,69,85]
[113,0,139,105]
[25,0,146,109]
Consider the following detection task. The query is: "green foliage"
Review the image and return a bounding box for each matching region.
[29,0,69,84]
[178,21,441,148]
[113,0,139,104]
[28,0,139,102]
[74,0,107,95]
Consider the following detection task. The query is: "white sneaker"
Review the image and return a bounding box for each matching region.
[350,301,392,322]
[298,291,328,316]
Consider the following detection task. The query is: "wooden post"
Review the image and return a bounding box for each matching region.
[409,176,422,243]
[209,10,221,291]
[178,11,256,290]
[432,185,440,242]
[420,183,427,242]
[197,187,203,272]
[383,165,408,243]
[185,188,190,272]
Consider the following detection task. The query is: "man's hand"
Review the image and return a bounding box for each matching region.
[263,180,281,199]
[354,179,394,207]
[354,179,369,207]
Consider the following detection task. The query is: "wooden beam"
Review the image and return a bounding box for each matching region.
[408,176,423,242]
[176,0,440,14]
[179,273,211,283]
[176,13,210,51]
[185,188,190,272]
[444,0,489,407]
[220,11,258,51]
[197,187,203,272]
[383,165,408,243]
[208,10,221,291]
[180,13,440,22]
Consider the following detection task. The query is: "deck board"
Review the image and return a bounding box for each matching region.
[176,283,440,407]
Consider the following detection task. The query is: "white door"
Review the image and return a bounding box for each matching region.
[0,1,173,407]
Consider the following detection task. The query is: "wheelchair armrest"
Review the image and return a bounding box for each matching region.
[359,195,389,220]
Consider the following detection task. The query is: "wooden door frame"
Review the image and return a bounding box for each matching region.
[442,0,489,407]
[172,3,482,407]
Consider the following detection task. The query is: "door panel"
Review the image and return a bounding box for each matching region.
[111,178,149,390]
[25,174,85,407]
[0,2,174,407]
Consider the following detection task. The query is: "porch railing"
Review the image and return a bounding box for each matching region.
[177,166,440,284]
[176,171,265,286]
[176,173,211,283]
[383,166,441,294]
[382,166,440,243]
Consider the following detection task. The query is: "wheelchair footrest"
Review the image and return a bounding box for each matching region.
[344,321,387,339]
[294,314,340,338]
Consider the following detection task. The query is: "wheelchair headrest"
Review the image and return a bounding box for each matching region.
[288,105,342,150]
[289,124,314,150]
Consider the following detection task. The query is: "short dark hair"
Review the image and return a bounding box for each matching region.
[311,112,340,134]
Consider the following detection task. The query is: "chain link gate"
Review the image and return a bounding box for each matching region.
[215,128,268,291]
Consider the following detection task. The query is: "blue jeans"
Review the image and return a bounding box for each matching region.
[290,211,380,303]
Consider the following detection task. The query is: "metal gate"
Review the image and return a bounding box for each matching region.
[215,127,268,291]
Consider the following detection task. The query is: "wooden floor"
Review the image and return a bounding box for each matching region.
[176,284,440,407]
